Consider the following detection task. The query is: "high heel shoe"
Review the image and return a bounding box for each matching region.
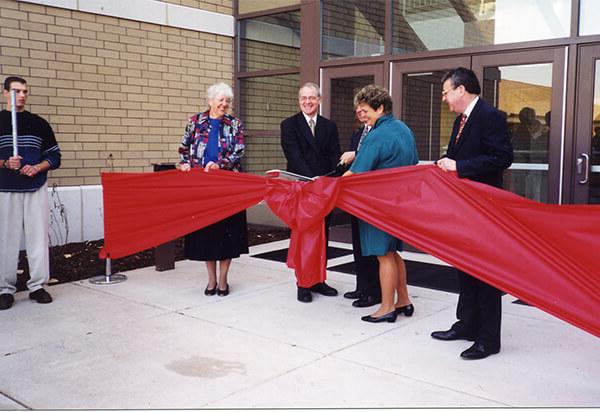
[217,284,229,296]
[395,303,414,317]
[361,310,397,323]
[204,285,217,296]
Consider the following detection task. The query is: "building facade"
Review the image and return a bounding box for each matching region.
[2,0,600,244]
[237,0,600,207]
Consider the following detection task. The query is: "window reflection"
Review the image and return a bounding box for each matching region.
[238,0,300,15]
[401,71,452,160]
[239,74,299,174]
[482,63,552,202]
[393,0,570,54]
[589,62,600,204]
[322,0,385,60]
[239,11,301,72]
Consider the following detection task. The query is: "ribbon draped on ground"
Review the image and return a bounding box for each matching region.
[100,165,600,338]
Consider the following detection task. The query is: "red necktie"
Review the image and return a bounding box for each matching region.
[455,114,467,143]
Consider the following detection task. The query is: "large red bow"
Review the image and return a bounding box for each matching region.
[100,165,600,338]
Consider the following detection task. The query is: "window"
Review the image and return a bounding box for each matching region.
[393,0,570,53]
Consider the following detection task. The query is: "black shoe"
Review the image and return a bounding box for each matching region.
[431,328,476,341]
[395,303,414,317]
[0,293,14,310]
[352,295,381,308]
[297,287,312,303]
[310,282,338,296]
[204,285,217,296]
[361,310,397,323]
[29,288,52,304]
[217,284,229,296]
[343,290,362,299]
[460,342,500,360]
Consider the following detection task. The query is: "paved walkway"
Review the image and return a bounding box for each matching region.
[1,239,599,409]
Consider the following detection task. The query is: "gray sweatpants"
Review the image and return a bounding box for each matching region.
[0,184,49,295]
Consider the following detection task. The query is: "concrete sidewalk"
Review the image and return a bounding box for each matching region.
[0,239,598,409]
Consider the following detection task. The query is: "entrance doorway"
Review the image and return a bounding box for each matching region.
[572,44,600,204]
[392,48,567,204]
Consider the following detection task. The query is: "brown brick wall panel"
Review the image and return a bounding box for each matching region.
[0,0,234,186]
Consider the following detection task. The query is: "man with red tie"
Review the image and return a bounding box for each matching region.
[433,67,513,359]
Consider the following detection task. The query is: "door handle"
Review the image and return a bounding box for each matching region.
[577,153,589,184]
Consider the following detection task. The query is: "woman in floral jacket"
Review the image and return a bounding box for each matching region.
[178,82,248,297]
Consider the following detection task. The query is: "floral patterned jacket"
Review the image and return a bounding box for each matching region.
[179,111,245,171]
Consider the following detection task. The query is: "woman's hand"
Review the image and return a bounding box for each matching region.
[178,163,191,172]
[339,151,356,165]
[204,161,219,172]
[342,170,354,177]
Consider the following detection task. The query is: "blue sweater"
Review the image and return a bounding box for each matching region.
[0,110,61,192]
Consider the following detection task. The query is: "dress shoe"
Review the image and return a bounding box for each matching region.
[352,295,381,308]
[343,290,362,299]
[29,288,52,304]
[431,328,476,341]
[460,342,500,360]
[204,285,217,296]
[297,287,312,303]
[310,282,338,296]
[217,284,229,296]
[361,310,397,323]
[395,303,414,317]
[0,293,14,310]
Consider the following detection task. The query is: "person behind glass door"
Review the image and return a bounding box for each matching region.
[280,82,342,303]
[178,82,248,297]
[339,106,381,308]
[343,85,419,323]
[433,67,513,360]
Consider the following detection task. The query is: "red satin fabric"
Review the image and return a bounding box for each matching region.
[100,165,600,338]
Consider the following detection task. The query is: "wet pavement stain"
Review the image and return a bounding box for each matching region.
[165,356,246,378]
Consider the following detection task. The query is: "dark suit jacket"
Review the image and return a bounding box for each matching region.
[349,125,367,152]
[446,98,513,188]
[280,112,341,178]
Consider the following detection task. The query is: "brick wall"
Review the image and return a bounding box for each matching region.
[0,0,234,186]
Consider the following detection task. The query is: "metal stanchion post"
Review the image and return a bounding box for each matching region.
[89,257,127,284]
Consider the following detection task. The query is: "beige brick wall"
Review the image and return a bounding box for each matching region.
[0,0,234,186]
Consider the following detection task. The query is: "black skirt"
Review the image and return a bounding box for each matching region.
[184,211,249,261]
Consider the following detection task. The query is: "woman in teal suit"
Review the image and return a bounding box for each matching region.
[343,85,419,323]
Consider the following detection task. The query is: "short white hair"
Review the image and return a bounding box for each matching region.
[298,82,321,98]
[206,82,233,103]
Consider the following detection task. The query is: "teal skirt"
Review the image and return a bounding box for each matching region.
[358,219,403,257]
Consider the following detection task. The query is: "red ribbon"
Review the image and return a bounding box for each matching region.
[100,165,600,338]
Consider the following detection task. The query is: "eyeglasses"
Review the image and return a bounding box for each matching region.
[300,96,319,102]
[441,87,455,97]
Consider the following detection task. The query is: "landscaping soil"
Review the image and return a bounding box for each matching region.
[16,225,290,291]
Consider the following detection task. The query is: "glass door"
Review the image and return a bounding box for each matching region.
[472,48,567,204]
[572,44,600,204]
[392,57,471,163]
[321,64,384,151]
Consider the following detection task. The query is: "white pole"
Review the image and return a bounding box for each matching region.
[10,90,18,157]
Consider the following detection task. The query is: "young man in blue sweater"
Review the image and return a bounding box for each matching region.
[0,76,61,310]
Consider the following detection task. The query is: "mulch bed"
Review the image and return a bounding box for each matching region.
[16,225,290,291]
